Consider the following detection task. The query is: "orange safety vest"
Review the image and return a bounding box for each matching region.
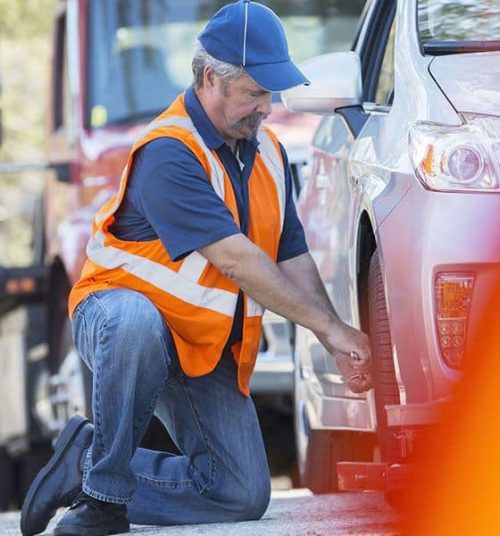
[68,93,286,396]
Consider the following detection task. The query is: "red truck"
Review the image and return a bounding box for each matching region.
[0,0,364,506]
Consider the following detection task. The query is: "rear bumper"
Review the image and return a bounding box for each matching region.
[379,179,500,409]
[386,399,448,427]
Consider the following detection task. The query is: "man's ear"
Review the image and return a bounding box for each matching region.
[204,66,217,89]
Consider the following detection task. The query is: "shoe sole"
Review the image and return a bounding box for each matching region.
[20,416,90,536]
[53,519,130,536]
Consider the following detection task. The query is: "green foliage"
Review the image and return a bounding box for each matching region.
[0,0,55,40]
[0,0,56,267]
[0,0,56,162]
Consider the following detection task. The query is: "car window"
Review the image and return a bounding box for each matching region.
[357,0,396,103]
[418,0,500,44]
[374,18,395,106]
[87,0,367,127]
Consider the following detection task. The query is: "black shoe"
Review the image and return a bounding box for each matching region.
[20,415,93,536]
[54,492,130,536]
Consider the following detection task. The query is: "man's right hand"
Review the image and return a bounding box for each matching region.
[316,323,373,393]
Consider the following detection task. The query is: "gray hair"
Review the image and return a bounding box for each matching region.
[192,41,243,89]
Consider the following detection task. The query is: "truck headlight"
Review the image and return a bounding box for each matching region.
[409,114,500,193]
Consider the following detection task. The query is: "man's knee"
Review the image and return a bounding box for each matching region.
[244,477,271,520]
[92,290,169,370]
[207,472,271,521]
[103,290,163,332]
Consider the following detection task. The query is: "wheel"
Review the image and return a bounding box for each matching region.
[368,252,401,461]
[0,448,15,511]
[47,260,92,429]
[293,329,374,493]
[54,318,93,424]
[300,428,375,494]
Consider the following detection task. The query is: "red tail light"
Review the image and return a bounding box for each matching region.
[435,273,475,369]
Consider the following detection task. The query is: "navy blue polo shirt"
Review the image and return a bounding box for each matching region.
[110,85,308,350]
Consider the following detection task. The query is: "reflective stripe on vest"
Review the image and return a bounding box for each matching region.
[87,230,238,316]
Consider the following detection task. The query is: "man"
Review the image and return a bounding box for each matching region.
[21,1,372,535]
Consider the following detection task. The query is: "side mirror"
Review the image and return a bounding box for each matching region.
[282,52,363,115]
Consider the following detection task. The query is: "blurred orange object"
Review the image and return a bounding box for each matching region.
[401,280,500,535]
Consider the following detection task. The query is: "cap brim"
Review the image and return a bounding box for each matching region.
[245,60,310,92]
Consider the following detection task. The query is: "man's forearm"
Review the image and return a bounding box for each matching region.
[278,252,338,318]
[199,235,340,338]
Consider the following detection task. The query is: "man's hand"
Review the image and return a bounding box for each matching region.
[316,323,373,393]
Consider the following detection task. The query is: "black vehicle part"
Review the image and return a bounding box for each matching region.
[368,252,401,461]
[0,302,52,510]
[336,105,370,138]
[303,429,375,494]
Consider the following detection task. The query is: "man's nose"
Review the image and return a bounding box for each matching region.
[256,93,272,116]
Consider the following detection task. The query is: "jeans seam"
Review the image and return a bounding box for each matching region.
[179,376,216,493]
[74,309,92,357]
[82,448,92,488]
[88,294,109,458]
[82,483,133,505]
[89,294,109,345]
[133,326,170,431]
[135,473,195,488]
[133,381,165,432]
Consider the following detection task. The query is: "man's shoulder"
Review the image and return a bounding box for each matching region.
[132,137,202,183]
[142,135,199,157]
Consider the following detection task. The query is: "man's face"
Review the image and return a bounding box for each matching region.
[212,73,272,142]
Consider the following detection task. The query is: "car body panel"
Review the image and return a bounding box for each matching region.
[379,181,500,402]
[429,52,500,116]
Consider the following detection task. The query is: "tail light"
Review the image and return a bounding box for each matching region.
[435,273,475,369]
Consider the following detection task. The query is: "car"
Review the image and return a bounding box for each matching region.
[283,0,500,493]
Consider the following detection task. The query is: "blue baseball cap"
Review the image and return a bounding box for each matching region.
[198,0,310,92]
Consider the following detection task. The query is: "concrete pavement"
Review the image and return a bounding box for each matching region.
[0,489,398,535]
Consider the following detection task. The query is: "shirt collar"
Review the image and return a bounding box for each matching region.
[184,85,260,152]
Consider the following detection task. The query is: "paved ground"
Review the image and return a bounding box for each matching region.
[0,489,398,535]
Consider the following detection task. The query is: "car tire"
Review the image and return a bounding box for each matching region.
[0,448,15,511]
[368,252,401,462]
[294,330,374,493]
[302,429,374,494]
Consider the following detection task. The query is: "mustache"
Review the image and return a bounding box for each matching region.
[232,112,267,132]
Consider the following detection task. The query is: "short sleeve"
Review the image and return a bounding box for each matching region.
[128,138,242,261]
[276,144,309,262]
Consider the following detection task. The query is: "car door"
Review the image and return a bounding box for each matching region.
[296,0,396,402]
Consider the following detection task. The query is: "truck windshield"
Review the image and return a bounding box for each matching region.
[418,0,500,54]
[87,0,365,128]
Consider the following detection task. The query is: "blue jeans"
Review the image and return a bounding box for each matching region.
[71,289,271,525]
